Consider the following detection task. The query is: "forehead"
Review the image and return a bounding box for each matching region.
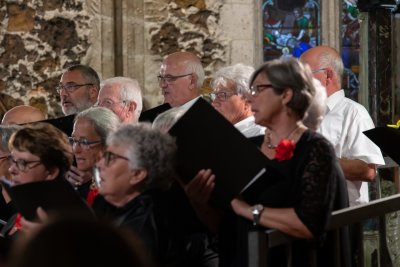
[213,79,236,92]
[99,84,121,99]
[160,58,187,74]
[72,118,98,137]
[11,148,38,159]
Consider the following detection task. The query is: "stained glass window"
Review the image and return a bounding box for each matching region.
[262,0,321,61]
[341,0,361,101]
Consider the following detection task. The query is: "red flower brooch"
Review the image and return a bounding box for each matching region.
[274,139,296,161]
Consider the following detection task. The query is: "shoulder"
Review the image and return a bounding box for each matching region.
[299,130,335,156]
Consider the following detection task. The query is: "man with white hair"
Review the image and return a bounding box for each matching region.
[211,63,265,137]
[98,77,143,124]
[158,52,204,109]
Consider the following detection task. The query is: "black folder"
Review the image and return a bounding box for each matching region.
[139,103,171,123]
[168,98,267,206]
[42,114,75,136]
[364,126,400,165]
[1,178,93,221]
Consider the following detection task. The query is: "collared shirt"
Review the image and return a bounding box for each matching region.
[234,116,265,138]
[317,90,384,206]
[179,96,202,111]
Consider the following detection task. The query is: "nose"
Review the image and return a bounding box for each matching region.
[72,143,82,153]
[159,78,168,88]
[96,156,105,170]
[8,163,18,176]
[59,87,69,97]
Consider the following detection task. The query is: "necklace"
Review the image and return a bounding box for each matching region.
[265,124,301,149]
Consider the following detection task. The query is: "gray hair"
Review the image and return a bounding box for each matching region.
[67,64,100,90]
[211,63,255,95]
[107,123,177,191]
[184,58,205,90]
[75,107,120,144]
[0,125,22,152]
[303,79,327,130]
[100,77,143,117]
[152,108,186,133]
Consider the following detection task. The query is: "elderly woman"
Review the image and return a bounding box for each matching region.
[189,58,340,266]
[210,63,265,137]
[66,107,120,201]
[93,123,179,263]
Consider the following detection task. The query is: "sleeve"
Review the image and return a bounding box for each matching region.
[294,137,337,237]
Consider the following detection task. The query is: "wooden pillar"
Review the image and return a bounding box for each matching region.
[114,0,123,76]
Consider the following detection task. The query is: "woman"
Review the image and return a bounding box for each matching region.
[93,123,197,266]
[189,58,340,266]
[66,107,120,201]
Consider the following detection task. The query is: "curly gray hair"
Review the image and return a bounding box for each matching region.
[107,123,177,190]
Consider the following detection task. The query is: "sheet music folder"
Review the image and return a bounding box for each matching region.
[364,126,400,166]
[1,178,93,221]
[168,98,267,206]
[139,103,171,123]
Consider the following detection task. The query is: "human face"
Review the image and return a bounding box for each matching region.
[211,79,250,124]
[97,84,127,122]
[0,148,10,179]
[249,73,283,126]
[159,57,196,107]
[71,118,104,172]
[59,70,97,115]
[8,149,49,185]
[96,144,136,204]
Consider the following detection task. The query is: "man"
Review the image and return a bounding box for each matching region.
[2,105,45,125]
[211,63,265,137]
[158,51,204,108]
[98,77,143,124]
[58,64,100,115]
[300,45,384,206]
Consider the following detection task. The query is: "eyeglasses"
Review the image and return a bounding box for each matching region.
[7,156,42,172]
[102,151,130,167]
[249,84,274,96]
[210,91,237,101]
[157,73,192,84]
[0,155,9,162]
[68,137,102,150]
[311,68,327,73]
[97,99,126,109]
[56,83,94,94]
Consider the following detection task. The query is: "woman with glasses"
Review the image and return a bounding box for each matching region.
[66,107,120,201]
[187,58,345,266]
[93,123,189,265]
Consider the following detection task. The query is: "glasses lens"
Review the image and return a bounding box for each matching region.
[16,159,26,171]
[104,151,111,166]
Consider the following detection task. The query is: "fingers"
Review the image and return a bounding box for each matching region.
[185,169,216,205]
[36,207,48,222]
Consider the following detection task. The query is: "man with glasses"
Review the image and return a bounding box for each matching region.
[158,51,204,108]
[97,77,143,124]
[211,63,265,137]
[300,46,384,206]
[58,64,100,115]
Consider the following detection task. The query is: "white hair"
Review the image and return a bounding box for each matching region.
[303,78,327,131]
[211,63,255,95]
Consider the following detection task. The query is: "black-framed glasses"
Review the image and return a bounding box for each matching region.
[250,84,274,96]
[157,73,192,84]
[56,83,94,94]
[7,156,42,172]
[68,137,102,150]
[210,91,237,101]
[103,151,130,167]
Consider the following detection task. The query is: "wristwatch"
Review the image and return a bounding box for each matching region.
[251,204,264,226]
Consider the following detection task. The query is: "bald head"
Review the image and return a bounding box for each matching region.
[300,46,344,96]
[2,105,45,125]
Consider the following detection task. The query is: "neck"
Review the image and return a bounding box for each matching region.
[104,191,141,208]
[264,120,303,149]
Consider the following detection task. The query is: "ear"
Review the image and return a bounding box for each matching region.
[45,167,60,181]
[89,86,99,101]
[189,73,198,90]
[281,88,294,105]
[129,169,148,186]
[127,100,137,113]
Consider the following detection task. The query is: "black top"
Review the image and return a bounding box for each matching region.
[220,130,341,267]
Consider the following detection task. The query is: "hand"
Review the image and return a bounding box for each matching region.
[184,169,215,207]
[66,166,92,187]
[231,197,251,220]
[19,207,48,235]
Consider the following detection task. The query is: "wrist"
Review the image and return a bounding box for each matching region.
[251,204,264,226]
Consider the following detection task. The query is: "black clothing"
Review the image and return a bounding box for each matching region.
[220,130,340,267]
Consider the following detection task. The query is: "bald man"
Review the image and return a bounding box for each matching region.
[2,105,45,125]
[300,46,384,206]
[158,52,205,108]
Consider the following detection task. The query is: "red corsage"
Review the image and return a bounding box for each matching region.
[14,213,22,231]
[86,188,99,206]
[274,139,296,161]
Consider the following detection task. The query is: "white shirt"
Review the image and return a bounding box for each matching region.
[317,90,384,206]
[234,116,265,138]
[179,96,201,111]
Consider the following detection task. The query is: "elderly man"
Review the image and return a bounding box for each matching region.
[158,52,204,109]
[58,64,100,115]
[98,77,143,124]
[211,63,265,137]
[300,46,384,206]
[2,105,45,125]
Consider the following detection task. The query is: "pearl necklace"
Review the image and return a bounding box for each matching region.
[265,124,301,149]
